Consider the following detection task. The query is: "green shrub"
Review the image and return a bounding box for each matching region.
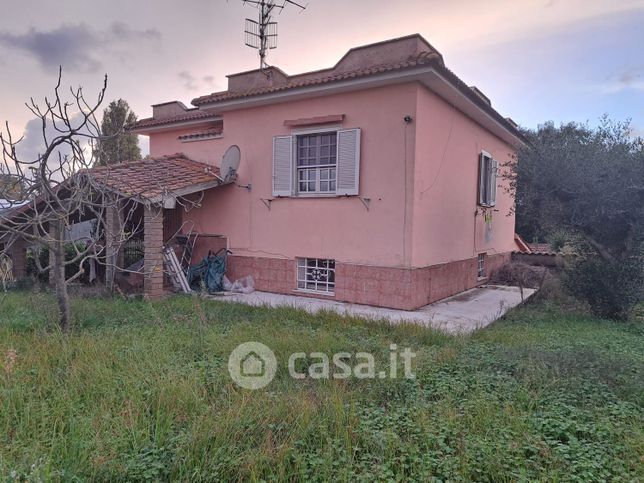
[11,276,36,291]
[26,246,49,283]
[26,242,92,284]
[564,257,643,320]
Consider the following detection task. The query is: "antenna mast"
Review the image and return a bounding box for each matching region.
[243,0,306,74]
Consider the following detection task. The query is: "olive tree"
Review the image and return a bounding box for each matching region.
[507,118,644,319]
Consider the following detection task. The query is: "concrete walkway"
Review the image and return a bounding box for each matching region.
[210,285,535,334]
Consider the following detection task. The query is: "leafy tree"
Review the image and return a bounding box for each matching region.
[98,99,141,165]
[507,118,644,319]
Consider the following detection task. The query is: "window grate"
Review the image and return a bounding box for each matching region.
[477,253,486,278]
[297,258,335,294]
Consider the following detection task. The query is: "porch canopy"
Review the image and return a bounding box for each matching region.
[89,153,225,207]
[1,153,230,298]
[89,153,230,298]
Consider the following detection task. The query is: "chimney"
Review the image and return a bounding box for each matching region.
[469,86,491,106]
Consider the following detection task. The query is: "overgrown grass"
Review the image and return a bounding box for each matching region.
[0,292,642,481]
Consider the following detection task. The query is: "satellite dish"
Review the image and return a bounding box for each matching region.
[220,145,241,182]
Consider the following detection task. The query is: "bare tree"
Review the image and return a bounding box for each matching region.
[0,69,139,330]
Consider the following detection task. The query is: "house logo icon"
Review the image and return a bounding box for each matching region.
[228,341,277,389]
[241,351,265,377]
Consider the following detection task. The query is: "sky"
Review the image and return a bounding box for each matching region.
[0,0,643,158]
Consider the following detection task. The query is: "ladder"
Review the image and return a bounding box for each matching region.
[168,220,198,274]
[163,246,191,293]
[180,230,198,273]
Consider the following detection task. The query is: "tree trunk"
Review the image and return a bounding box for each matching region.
[52,244,71,331]
[50,222,71,331]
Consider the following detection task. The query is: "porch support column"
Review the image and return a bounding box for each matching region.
[8,237,27,279]
[105,201,123,291]
[143,204,164,299]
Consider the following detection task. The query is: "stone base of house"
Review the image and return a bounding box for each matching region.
[227,252,511,311]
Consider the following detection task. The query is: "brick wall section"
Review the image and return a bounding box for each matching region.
[143,205,165,299]
[335,264,414,309]
[191,235,228,264]
[227,255,295,294]
[409,252,510,308]
[486,252,511,277]
[8,237,27,279]
[226,252,511,310]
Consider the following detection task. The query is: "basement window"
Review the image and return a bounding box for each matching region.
[477,253,486,279]
[297,258,335,294]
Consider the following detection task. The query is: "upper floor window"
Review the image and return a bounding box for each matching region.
[272,128,361,198]
[478,151,498,207]
[297,133,337,194]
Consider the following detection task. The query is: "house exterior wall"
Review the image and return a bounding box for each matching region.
[145,81,516,309]
[150,83,418,269]
[411,86,516,266]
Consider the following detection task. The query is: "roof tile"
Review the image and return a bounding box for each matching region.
[134,110,219,130]
[88,154,222,202]
[191,53,443,105]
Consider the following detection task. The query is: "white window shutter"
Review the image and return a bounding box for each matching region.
[272,135,293,197]
[478,153,487,205]
[489,158,498,206]
[336,128,361,196]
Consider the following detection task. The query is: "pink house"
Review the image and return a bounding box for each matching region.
[130,34,526,310]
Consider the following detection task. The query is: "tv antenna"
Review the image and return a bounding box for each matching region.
[243,0,306,75]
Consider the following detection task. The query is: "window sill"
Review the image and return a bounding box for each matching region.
[272,194,359,200]
[293,289,335,298]
[294,193,341,198]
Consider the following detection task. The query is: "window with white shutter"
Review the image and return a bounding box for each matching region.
[336,128,361,196]
[272,135,294,197]
[273,127,361,197]
[296,132,337,194]
[478,151,497,207]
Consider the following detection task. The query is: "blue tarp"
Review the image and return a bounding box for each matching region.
[186,251,228,293]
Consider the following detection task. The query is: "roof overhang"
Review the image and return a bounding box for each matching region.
[144,178,229,206]
[197,66,526,149]
[132,116,223,135]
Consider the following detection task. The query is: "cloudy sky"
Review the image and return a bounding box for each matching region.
[0,0,643,157]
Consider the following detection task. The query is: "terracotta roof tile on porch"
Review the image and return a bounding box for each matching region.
[88,154,224,204]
